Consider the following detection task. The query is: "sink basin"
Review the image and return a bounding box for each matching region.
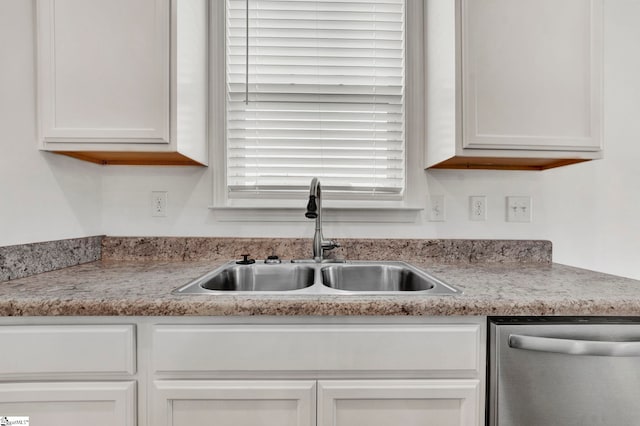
[321,262,460,294]
[322,264,434,292]
[174,260,460,295]
[175,263,315,294]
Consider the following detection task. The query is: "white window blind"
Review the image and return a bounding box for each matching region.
[225,0,406,199]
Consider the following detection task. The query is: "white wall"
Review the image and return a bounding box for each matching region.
[100,1,640,279]
[2,1,638,280]
[0,0,102,246]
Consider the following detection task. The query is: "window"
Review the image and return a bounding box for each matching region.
[224,0,406,201]
[209,0,424,216]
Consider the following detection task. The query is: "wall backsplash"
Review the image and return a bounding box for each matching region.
[0,236,102,281]
[0,236,551,283]
[101,237,552,264]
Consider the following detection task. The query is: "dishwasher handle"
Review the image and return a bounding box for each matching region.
[508,334,640,357]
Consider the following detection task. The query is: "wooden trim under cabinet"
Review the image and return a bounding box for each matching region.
[53,151,206,166]
[428,156,591,171]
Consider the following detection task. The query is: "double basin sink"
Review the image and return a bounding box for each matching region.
[174,261,460,295]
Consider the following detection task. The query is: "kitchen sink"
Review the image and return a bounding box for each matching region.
[322,263,435,292]
[177,263,315,293]
[320,262,460,294]
[174,261,460,295]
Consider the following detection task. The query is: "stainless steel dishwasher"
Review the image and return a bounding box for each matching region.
[489,317,640,426]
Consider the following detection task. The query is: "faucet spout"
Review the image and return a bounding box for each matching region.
[305,197,318,218]
[305,177,320,217]
[304,177,339,262]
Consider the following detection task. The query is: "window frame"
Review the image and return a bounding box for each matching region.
[209,0,426,221]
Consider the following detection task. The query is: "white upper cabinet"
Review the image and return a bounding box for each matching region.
[37,0,169,144]
[36,0,208,166]
[426,0,603,170]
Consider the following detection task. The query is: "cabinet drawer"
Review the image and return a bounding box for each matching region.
[0,381,136,426]
[0,325,136,376]
[152,324,480,375]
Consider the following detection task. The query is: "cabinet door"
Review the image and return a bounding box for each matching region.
[153,380,316,426]
[462,0,602,152]
[318,380,480,426]
[0,382,135,426]
[37,0,170,143]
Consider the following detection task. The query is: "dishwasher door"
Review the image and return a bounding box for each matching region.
[489,319,640,426]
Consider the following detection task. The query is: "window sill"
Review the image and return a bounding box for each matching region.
[208,206,423,223]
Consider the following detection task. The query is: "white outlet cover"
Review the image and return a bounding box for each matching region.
[469,196,487,221]
[151,191,168,217]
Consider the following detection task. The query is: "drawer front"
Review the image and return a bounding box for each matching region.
[0,325,136,376]
[152,324,480,375]
[0,381,136,426]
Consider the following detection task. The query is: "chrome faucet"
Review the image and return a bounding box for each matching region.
[305,177,339,262]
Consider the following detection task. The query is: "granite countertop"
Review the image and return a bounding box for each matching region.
[1,258,640,316]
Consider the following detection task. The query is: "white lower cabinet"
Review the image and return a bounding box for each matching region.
[153,380,316,426]
[0,317,485,426]
[0,381,136,426]
[152,379,479,426]
[0,323,137,426]
[318,380,479,426]
[149,319,485,426]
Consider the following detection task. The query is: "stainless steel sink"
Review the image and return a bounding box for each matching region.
[175,263,315,294]
[174,260,460,295]
[321,263,433,292]
[320,262,459,294]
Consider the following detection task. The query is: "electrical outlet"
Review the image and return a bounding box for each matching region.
[151,191,168,217]
[506,196,532,222]
[428,195,446,221]
[469,196,487,221]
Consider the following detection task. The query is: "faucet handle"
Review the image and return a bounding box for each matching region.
[322,240,340,251]
[236,254,256,265]
[265,255,282,264]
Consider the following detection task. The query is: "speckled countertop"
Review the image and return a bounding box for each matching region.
[1,258,640,317]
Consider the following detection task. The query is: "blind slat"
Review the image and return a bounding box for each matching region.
[228,56,402,67]
[228,47,403,58]
[228,18,403,31]
[228,139,404,149]
[228,28,403,40]
[228,85,403,96]
[228,0,403,12]
[228,37,402,49]
[228,93,403,104]
[229,101,403,112]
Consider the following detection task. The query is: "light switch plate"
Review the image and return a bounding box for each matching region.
[506,196,532,222]
[428,195,446,221]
